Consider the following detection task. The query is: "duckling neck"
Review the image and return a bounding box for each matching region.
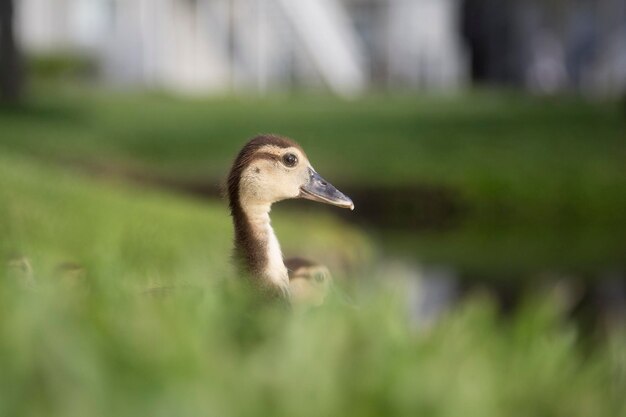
[233,202,289,293]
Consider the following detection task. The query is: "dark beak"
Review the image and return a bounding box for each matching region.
[300,169,354,210]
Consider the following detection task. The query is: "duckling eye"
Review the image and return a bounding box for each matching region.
[282,153,298,168]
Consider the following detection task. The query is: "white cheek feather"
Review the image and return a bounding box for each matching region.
[240,166,265,202]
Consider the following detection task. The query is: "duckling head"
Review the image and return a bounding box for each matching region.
[286,257,333,307]
[228,135,354,211]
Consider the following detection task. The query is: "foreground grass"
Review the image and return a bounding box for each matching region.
[1,276,625,417]
[0,149,625,417]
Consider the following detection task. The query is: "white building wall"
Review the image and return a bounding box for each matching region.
[387,0,465,90]
[101,0,230,93]
[15,0,467,95]
[17,0,109,51]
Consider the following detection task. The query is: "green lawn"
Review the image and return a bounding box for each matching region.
[0,152,624,417]
[1,85,625,223]
[0,151,371,288]
[2,85,625,266]
[1,87,625,416]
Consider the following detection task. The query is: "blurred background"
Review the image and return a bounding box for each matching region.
[6,0,626,96]
[1,1,625,416]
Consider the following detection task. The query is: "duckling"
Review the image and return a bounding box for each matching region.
[227,134,353,301]
[286,257,333,307]
[5,254,36,290]
[4,255,87,292]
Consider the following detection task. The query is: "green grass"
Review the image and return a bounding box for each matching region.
[1,93,625,416]
[0,152,371,289]
[1,85,625,222]
[2,277,624,417]
[0,156,624,417]
[2,85,625,271]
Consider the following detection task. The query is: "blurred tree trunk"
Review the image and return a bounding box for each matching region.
[0,0,22,104]
[460,0,525,87]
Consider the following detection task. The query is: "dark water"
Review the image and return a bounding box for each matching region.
[300,186,626,334]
